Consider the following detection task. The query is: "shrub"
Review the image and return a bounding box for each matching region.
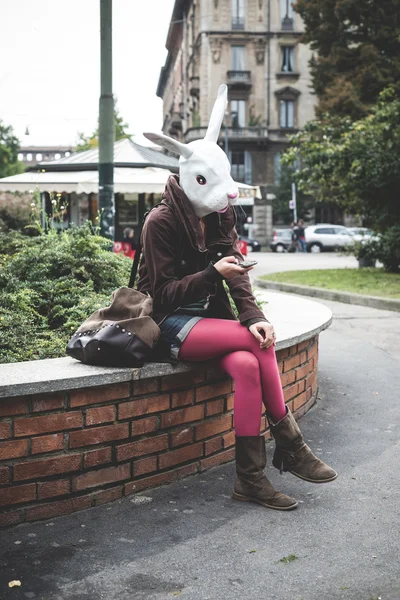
[0,223,132,363]
[376,226,400,273]
[0,193,33,232]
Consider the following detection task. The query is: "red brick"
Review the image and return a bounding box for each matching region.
[295,361,313,381]
[289,344,299,355]
[26,495,92,522]
[278,360,283,374]
[86,405,115,426]
[14,454,81,481]
[223,431,235,448]
[306,386,313,401]
[276,348,289,361]
[161,405,204,428]
[38,479,70,499]
[73,463,131,491]
[306,370,317,390]
[283,382,301,403]
[226,394,234,411]
[134,456,157,476]
[116,434,168,461]
[161,371,204,391]
[293,391,307,412]
[307,343,318,360]
[69,423,129,448]
[0,466,9,485]
[206,399,224,417]
[32,393,64,412]
[281,370,296,388]
[0,483,36,507]
[195,414,233,441]
[159,442,203,470]
[259,416,267,433]
[83,447,112,468]
[15,411,82,437]
[118,395,170,420]
[133,379,159,396]
[298,339,311,351]
[125,463,198,495]
[0,422,10,439]
[171,389,193,408]
[200,448,235,471]
[70,383,130,407]
[0,511,24,528]
[31,433,64,455]
[93,486,123,506]
[131,416,159,437]
[204,437,223,456]
[0,398,27,417]
[195,380,232,403]
[0,439,28,460]
[283,354,302,372]
[169,427,193,448]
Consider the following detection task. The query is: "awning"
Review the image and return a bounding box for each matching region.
[0,168,262,200]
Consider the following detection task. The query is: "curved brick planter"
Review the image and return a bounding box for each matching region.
[0,292,332,528]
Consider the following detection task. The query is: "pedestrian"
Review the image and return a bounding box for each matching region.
[288,221,299,253]
[297,219,307,252]
[138,85,337,512]
[123,227,137,252]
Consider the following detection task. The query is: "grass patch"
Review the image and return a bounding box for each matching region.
[260,268,400,299]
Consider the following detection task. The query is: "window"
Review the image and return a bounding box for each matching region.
[231,46,246,71]
[232,0,245,29]
[17,153,23,161]
[274,152,282,184]
[36,153,42,161]
[281,46,295,72]
[230,100,246,128]
[65,151,70,157]
[314,228,334,234]
[280,99,295,128]
[230,150,252,184]
[26,153,32,161]
[55,153,61,160]
[280,0,294,30]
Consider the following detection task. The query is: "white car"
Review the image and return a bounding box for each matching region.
[304,224,355,253]
[347,227,377,242]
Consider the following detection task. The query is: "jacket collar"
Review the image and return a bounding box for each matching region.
[162,175,235,251]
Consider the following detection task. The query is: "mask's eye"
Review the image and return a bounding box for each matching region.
[196,175,207,185]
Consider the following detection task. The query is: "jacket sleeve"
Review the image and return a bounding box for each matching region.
[224,227,269,327]
[142,210,222,311]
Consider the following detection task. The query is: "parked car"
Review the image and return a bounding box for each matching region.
[270,229,292,252]
[304,224,355,253]
[238,235,261,252]
[347,227,378,242]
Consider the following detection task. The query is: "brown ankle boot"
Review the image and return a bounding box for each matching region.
[268,408,338,483]
[232,436,298,511]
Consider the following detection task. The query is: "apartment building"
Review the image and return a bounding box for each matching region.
[157,0,316,242]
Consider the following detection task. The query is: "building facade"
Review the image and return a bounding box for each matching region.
[18,146,75,165]
[157,0,316,243]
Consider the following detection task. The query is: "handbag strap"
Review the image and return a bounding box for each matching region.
[128,200,168,288]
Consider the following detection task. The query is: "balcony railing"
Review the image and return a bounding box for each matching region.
[185,126,268,143]
[232,16,245,30]
[227,70,252,89]
[281,16,294,31]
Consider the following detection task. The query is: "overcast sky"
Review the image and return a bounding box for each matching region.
[0,0,175,147]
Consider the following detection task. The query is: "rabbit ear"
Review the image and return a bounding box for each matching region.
[204,84,228,143]
[143,132,193,159]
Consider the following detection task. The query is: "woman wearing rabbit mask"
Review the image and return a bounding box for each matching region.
[138,85,337,511]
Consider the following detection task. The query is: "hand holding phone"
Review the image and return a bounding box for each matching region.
[238,260,258,268]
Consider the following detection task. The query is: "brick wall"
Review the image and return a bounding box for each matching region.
[0,337,318,528]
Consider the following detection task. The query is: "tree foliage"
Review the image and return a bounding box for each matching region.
[0,120,24,178]
[294,0,400,118]
[272,164,315,225]
[76,103,132,152]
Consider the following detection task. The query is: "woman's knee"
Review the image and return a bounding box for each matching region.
[224,351,261,387]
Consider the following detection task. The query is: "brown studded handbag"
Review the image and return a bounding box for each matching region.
[66,204,165,367]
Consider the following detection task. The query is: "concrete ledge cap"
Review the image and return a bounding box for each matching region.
[0,292,332,399]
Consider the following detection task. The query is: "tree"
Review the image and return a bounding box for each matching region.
[272,163,315,225]
[294,0,400,119]
[76,104,132,152]
[0,120,24,178]
[282,88,400,232]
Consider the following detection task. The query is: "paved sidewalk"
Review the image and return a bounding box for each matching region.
[1,298,399,600]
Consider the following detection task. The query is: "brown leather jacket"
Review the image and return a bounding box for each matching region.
[137,175,267,328]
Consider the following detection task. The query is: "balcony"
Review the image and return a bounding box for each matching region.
[281,16,294,31]
[185,126,268,143]
[227,70,252,90]
[232,16,245,30]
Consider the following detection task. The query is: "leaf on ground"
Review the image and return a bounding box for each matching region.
[8,580,22,587]
[279,554,298,564]
[248,549,257,553]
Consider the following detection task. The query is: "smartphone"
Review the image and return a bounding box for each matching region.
[238,260,258,268]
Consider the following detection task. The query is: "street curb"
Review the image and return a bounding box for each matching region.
[255,278,400,312]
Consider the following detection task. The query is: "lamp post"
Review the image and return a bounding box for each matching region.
[98,0,115,240]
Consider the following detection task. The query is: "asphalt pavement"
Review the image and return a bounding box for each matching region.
[1,296,399,600]
[250,250,358,279]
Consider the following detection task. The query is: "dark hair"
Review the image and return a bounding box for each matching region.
[123,227,135,238]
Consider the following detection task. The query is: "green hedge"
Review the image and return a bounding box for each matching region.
[0,225,131,363]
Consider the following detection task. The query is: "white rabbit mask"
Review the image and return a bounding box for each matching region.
[144,84,239,218]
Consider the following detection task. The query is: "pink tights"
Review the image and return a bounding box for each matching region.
[179,319,287,436]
